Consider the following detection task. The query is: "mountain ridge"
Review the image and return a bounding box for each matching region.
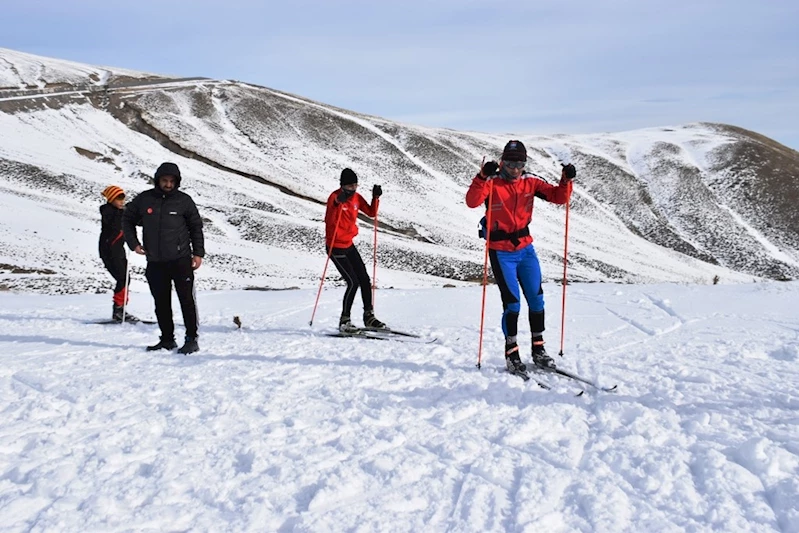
[1,48,797,293]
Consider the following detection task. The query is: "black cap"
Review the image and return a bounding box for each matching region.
[501,140,527,162]
[340,168,358,186]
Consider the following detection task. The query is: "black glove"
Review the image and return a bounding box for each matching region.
[372,184,383,198]
[336,188,355,204]
[480,161,500,179]
[562,163,576,180]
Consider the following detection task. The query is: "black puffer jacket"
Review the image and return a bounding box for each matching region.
[122,188,205,262]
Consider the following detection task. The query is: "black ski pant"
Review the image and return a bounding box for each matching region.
[329,245,372,319]
[145,256,198,339]
[101,248,127,306]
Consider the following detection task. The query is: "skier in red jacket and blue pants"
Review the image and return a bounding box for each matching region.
[325,168,385,332]
[466,140,576,374]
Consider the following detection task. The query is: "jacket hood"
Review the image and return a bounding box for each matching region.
[153,162,182,189]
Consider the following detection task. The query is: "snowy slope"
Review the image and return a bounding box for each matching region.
[0,282,797,531]
[1,48,798,294]
[0,47,161,90]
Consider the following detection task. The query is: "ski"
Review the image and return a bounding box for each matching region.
[88,319,157,325]
[505,368,552,389]
[326,330,390,341]
[532,365,617,392]
[506,367,530,381]
[489,364,584,395]
[360,327,421,338]
[327,328,437,344]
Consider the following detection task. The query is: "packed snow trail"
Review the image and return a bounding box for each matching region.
[0,283,797,532]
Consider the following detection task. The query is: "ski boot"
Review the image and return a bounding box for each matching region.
[147,336,177,351]
[363,310,386,329]
[112,304,141,323]
[339,315,359,333]
[532,337,556,369]
[505,342,527,374]
[178,336,199,355]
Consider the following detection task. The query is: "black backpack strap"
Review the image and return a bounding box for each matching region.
[488,227,530,247]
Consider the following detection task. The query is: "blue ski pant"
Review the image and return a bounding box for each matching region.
[488,244,545,339]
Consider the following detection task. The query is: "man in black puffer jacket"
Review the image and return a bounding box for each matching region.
[122,162,205,354]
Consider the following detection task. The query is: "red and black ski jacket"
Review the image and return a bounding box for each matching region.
[465,173,572,252]
[325,190,378,249]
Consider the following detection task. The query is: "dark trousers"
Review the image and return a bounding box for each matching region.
[329,245,372,318]
[145,256,198,339]
[101,250,127,306]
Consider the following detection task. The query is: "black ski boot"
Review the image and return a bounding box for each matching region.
[112,305,140,323]
[178,336,199,355]
[147,336,177,351]
[339,315,359,333]
[505,342,527,373]
[532,337,556,369]
[363,310,386,329]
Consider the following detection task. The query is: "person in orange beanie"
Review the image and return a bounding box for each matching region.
[99,185,138,322]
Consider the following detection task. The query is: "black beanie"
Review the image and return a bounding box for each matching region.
[154,162,182,186]
[501,140,527,162]
[340,168,358,186]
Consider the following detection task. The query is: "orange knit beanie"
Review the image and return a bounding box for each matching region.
[102,185,125,203]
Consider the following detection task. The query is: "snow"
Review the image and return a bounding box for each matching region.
[0,47,156,89]
[1,281,797,531]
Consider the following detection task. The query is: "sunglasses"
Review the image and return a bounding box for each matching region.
[503,160,526,169]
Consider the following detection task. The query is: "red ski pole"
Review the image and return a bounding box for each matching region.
[558,197,571,357]
[477,162,493,369]
[122,254,131,324]
[372,208,378,311]
[309,207,343,327]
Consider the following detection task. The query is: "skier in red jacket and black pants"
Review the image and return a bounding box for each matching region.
[466,140,576,374]
[325,168,385,332]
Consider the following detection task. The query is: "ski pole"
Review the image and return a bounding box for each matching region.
[558,196,571,357]
[309,207,343,327]
[477,159,492,369]
[372,207,378,311]
[122,255,131,324]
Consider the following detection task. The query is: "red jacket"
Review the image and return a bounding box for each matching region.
[325,190,379,248]
[465,173,572,251]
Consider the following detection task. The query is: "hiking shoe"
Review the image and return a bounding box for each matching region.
[505,342,527,373]
[363,310,386,329]
[339,316,359,333]
[532,338,556,369]
[178,336,199,355]
[147,337,177,351]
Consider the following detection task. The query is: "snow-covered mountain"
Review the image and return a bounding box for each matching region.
[1,47,798,293]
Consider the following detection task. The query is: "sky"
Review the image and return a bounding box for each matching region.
[2,0,798,150]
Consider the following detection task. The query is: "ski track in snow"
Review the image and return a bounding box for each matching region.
[0,283,798,532]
